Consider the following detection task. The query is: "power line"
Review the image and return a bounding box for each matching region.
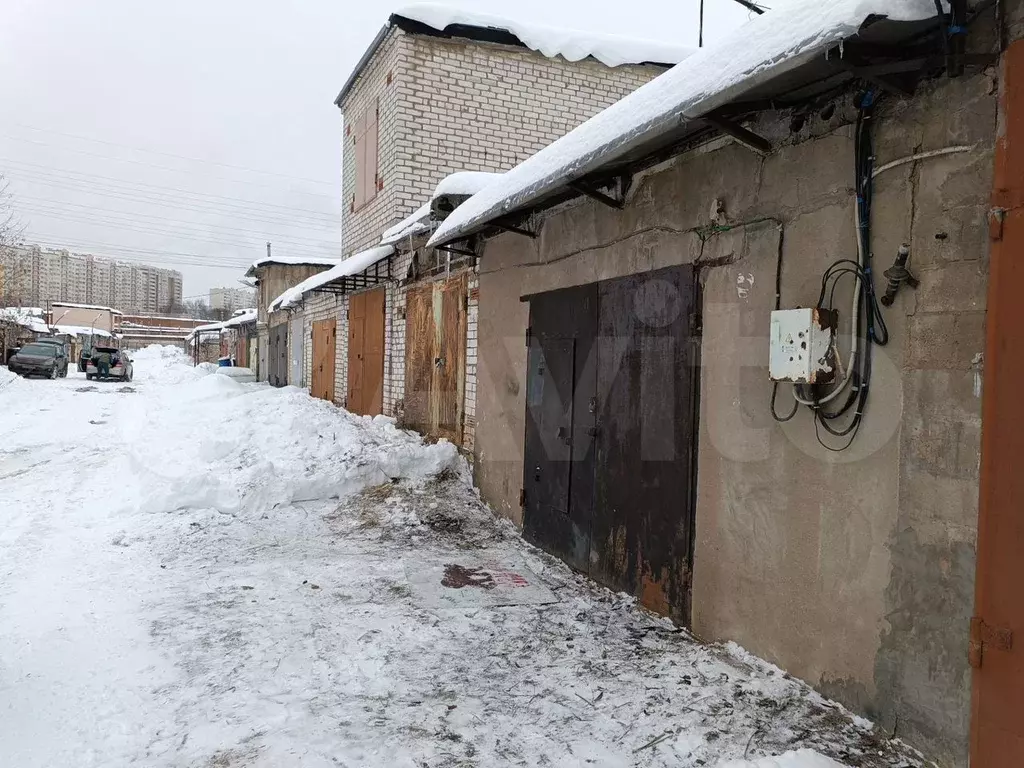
[1,156,340,222]
[16,194,340,247]
[21,207,336,256]
[0,134,339,198]
[6,122,338,186]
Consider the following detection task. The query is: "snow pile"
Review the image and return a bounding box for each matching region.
[715,750,848,768]
[430,0,940,248]
[109,354,458,516]
[394,3,693,67]
[0,365,19,390]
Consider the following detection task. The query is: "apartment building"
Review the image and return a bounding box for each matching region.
[209,286,255,313]
[0,245,183,314]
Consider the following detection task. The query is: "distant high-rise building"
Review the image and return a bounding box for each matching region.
[209,286,255,313]
[0,244,184,314]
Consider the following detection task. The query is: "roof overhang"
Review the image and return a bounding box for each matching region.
[429,3,980,249]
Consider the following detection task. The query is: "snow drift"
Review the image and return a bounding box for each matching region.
[109,346,459,517]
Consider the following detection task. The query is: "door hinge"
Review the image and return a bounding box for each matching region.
[525,326,532,346]
[519,488,526,507]
[989,207,1006,242]
[969,616,1014,669]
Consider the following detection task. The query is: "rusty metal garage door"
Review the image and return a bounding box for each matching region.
[404,275,468,444]
[522,265,698,624]
[347,288,385,416]
[971,36,1024,768]
[268,323,288,388]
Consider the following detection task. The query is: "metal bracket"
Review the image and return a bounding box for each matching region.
[704,115,772,155]
[491,217,537,238]
[438,244,477,258]
[570,181,625,209]
[969,616,1014,669]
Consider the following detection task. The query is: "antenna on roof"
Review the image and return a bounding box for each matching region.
[730,0,766,13]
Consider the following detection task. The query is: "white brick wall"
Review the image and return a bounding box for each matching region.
[340,28,664,256]
[340,31,408,256]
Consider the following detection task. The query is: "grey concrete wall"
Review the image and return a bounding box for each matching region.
[473,70,996,765]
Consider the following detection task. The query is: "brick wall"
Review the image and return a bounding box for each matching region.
[340,27,664,255]
[340,31,407,256]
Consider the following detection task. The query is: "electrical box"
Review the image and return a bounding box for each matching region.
[769,308,837,384]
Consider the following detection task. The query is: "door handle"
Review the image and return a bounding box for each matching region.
[586,426,600,437]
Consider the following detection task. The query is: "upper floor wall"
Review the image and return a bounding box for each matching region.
[338,27,666,255]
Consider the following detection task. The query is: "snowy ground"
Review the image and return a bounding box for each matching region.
[0,348,926,768]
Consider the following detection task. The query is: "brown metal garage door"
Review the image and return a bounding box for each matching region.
[522,265,699,624]
[268,323,288,388]
[971,37,1024,768]
[310,318,336,403]
[403,274,467,444]
[347,288,385,416]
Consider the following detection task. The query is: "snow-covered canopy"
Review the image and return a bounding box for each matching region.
[51,325,114,339]
[380,203,433,246]
[0,307,50,335]
[393,4,693,68]
[51,302,124,315]
[430,0,942,248]
[431,171,503,199]
[270,246,395,312]
[184,309,258,344]
[244,255,339,278]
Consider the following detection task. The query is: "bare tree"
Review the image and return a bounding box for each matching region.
[0,175,25,307]
[0,174,21,249]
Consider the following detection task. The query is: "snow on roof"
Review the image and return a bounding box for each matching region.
[51,302,123,315]
[430,0,941,248]
[393,4,693,68]
[51,325,114,339]
[270,246,395,312]
[244,255,339,278]
[431,171,504,199]
[183,309,258,343]
[223,309,257,328]
[380,203,433,246]
[0,307,50,335]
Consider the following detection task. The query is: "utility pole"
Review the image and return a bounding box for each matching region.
[699,0,705,47]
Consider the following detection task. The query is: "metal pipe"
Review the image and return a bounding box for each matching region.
[729,0,766,14]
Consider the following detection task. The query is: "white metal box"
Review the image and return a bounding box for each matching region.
[769,308,836,384]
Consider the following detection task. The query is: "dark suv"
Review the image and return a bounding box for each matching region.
[8,342,70,379]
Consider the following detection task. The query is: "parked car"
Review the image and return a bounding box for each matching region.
[86,346,133,382]
[8,342,70,379]
[32,338,70,378]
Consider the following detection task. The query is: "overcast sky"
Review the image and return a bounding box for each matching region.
[0,0,754,300]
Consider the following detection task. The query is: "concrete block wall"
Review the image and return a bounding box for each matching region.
[471,66,998,766]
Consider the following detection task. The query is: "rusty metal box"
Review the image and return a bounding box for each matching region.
[769,308,836,384]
